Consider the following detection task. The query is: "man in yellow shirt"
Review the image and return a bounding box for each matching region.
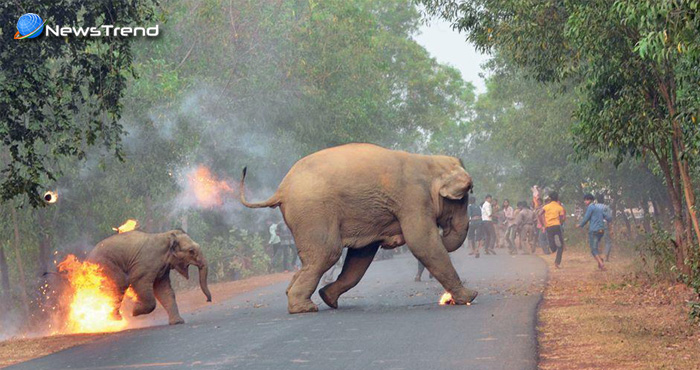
[539,192,566,268]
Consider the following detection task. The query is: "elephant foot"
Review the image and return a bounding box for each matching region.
[169,316,185,325]
[450,288,478,305]
[133,302,156,317]
[318,285,338,309]
[288,299,319,314]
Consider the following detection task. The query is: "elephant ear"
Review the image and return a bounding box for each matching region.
[439,169,472,200]
[168,232,189,279]
[431,168,473,217]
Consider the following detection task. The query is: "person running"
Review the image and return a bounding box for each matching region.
[534,197,549,254]
[481,194,497,255]
[539,192,566,268]
[467,196,483,258]
[597,194,614,261]
[515,201,536,254]
[577,193,612,270]
[502,199,516,254]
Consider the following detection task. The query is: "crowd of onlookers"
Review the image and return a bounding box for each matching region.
[465,186,614,270]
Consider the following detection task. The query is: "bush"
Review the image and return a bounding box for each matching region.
[634,228,679,283]
[635,227,700,321]
[207,228,270,282]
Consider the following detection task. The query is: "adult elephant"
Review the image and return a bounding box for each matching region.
[88,229,211,325]
[240,143,477,314]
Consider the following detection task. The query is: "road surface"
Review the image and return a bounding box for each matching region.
[9,248,547,370]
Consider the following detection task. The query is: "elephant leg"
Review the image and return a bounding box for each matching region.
[131,279,157,317]
[286,237,342,314]
[107,268,128,321]
[400,214,477,305]
[286,270,301,296]
[154,275,184,325]
[318,243,379,309]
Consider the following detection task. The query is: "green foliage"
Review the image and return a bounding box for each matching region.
[635,228,679,282]
[0,0,159,206]
[206,228,269,281]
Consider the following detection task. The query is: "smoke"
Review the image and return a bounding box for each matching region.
[0,308,24,341]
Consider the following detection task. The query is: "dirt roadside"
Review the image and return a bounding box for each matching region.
[537,251,700,369]
[0,271,293,368]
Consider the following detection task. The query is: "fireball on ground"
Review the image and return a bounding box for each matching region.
[439,292,455,305]
[438,292,472,306]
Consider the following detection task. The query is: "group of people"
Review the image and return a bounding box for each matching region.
[465,187,614,270]
[466,194,544,258]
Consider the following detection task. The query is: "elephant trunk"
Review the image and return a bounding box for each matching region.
[198,257,212,302]
[441,207,469,252]
[442,223,468,252]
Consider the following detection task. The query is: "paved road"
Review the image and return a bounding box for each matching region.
[10,248,547,370]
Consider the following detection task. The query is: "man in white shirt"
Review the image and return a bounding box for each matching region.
[481,194,496,255]
[268,220,282,271]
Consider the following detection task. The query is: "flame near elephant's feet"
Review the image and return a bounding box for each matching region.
[439,288,478,306]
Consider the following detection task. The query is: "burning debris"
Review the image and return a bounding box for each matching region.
[183,165,235,208]
[43,190,58,204]
[113,219,139,233]
[54,255,135,334]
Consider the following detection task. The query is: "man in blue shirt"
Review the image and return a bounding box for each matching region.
[577,193,612,270]
[597,194,614,261]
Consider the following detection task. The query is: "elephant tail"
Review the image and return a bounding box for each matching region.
[239,167,282,209]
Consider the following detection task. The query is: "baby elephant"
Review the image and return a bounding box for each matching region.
[88,229,211,325]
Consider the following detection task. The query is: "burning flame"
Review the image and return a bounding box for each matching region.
[439,292,455,305]
[56,255,130,334]
[43,190,58,204]
[186,166,235,208]
[124,286,138,302]
[113,219,139,233]
[438,292,472,306]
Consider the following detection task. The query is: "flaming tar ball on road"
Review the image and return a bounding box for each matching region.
[43,190,58,204]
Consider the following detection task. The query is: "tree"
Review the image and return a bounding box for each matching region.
[0,0,158,206]
[419,0,700,273]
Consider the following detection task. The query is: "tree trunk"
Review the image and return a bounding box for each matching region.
[0,242,10,303]
[658,77,699,266]
[36,210,51,274]
[639,199,652,234]
[651,146,688,274]
[10,207,31,317]
[623,208,633,239]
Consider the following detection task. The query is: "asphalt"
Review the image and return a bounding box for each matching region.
[9,248,548,370]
